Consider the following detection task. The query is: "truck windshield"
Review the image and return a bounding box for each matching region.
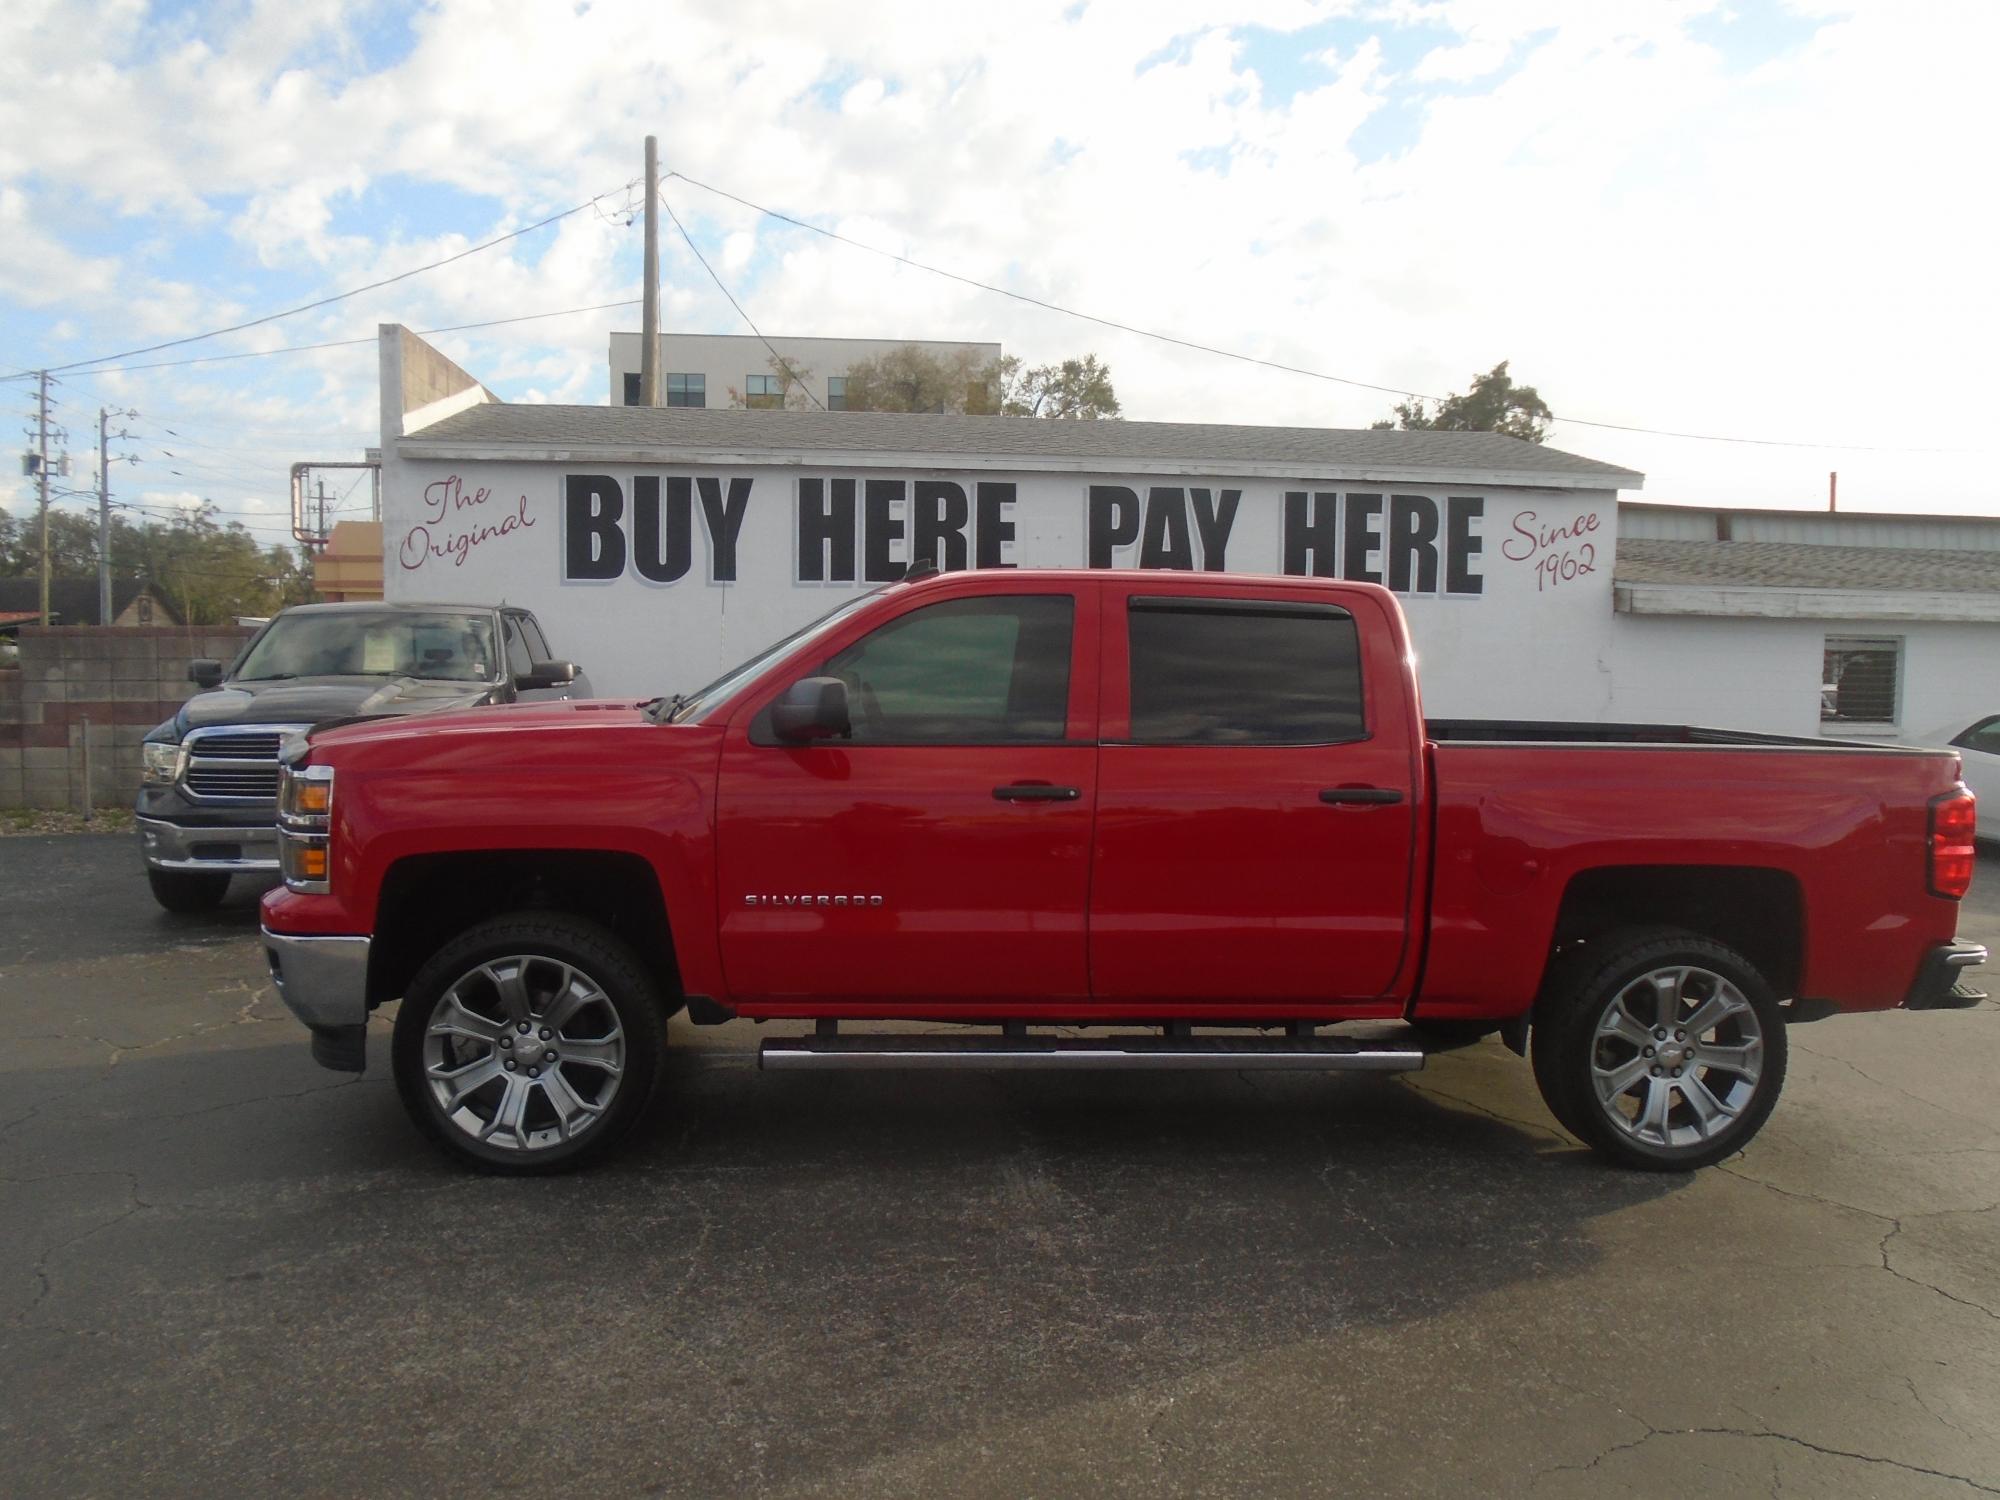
[669,590,884,722]
[235,611,500,684]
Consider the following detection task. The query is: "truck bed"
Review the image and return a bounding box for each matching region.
[1427,719,1944,753]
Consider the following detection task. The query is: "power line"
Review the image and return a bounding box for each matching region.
[664,168,1986,455]
[13,297,645,380]
[4,181,640,379]
[659,186,826,411]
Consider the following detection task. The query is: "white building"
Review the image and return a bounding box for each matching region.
[606,332,1003,413]
[381,327,2000,740]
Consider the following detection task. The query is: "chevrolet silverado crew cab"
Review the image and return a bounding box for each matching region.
[139,601,588,912]
[259,569,1986,1175]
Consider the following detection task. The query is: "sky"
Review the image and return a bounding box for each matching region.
[2,0,1997,553]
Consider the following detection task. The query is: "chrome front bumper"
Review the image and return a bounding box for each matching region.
[263,926,371,1033]
[138,815,280,874]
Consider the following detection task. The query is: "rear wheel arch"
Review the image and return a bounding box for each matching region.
[1539,864,1804,1002]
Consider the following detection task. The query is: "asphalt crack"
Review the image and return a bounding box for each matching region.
[1540,1416,2000,1493]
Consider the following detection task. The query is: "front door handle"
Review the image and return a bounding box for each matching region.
[1319,786,1405,806]
[994,783,1082,802]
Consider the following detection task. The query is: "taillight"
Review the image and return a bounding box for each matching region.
[1928,787,1977,900]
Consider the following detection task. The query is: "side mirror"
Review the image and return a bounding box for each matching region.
[188,659,224,689]
[771,677,851,742]
[514,660,580,691]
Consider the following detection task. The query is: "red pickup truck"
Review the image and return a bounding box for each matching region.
[260,569,1986,1175]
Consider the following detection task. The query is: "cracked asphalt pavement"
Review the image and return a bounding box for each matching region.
[2,835,1997,1497]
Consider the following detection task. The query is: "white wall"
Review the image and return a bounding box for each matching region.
[607,333,1004,409]
[381,453,1619,716]
[1605,614,2000,740]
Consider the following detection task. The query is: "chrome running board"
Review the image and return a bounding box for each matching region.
[759,1032,1426,1072]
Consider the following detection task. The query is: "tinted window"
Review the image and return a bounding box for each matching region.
[501,615,533,676]
[821,596,1073,744]
[520,615,553,662]
[1128,599,1363,745]
[1953,715,2000,755]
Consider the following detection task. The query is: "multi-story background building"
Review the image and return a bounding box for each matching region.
[607,332,1003,412]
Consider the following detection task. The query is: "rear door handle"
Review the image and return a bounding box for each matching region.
[1319,786,1405,806]
[994,783,1082,802]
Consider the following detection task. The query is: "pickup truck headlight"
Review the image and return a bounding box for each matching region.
[278,762,335,893]
[141,739,187,787]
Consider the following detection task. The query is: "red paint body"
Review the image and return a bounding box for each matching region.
[262,570,1972,1021]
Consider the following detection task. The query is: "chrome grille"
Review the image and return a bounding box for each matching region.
[187,731,285,761]
[181,724,309,803]
[185,764,281,799]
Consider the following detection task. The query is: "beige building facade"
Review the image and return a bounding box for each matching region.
[607,332,1002,412]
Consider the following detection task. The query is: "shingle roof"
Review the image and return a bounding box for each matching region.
[1615,539,2000,594]
[403,404,1643,485]
[0,578,181,626]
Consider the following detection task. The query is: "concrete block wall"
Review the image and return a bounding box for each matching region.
[0,626,254,810]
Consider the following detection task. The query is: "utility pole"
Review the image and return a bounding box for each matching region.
[95,406,137,626]
[98,408,112,626]
[316,478,328,543]
[34,371,51,627]
[641,134,660,407]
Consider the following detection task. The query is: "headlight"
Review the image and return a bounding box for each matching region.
[141,740,187,786]
[278,762,335,893]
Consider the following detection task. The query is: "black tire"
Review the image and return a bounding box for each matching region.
[392,913,666,1174]
[1531,926,1788,1172]
[147,867,230,913]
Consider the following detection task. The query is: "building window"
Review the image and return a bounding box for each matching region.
[745,374,781,409]
[622,372,641,406]
[666,373,705,408]
[826,376,847,411]
[1821,637,1901,726]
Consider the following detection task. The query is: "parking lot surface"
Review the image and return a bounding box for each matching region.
[2,835,1997,1497]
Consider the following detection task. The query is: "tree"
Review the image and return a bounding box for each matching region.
[0,500,310,623]
[839,345,1002,414]
[999,355,1121,419]
[1372,361,1552,443]
[836,344,1123,419]
[726,354,817,411]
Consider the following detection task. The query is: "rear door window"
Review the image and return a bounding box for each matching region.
[1126,598,1364,745]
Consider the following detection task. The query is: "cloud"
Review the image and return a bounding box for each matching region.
[0,0,1995,518]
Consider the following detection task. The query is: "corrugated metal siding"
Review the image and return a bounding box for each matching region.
[1620,505,2000,552]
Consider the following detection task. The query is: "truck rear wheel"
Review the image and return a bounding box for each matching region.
[147,868,230,913]
[391,914,665,1174]
[1531,927,1787,1171]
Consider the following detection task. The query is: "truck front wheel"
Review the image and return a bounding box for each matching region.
[391,914,666,1174]
[1531,927,1787,1172]
[147,868,230,913]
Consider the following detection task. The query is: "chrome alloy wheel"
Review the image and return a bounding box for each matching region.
[420,956,626,1152]
[1588,964,1765,1151]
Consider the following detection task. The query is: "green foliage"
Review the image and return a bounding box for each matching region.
[0,502,311,623]
[839,345,1002,414]
[1372,360,1552,443]
[999,354,1121,419]
[836,344,1122,419]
